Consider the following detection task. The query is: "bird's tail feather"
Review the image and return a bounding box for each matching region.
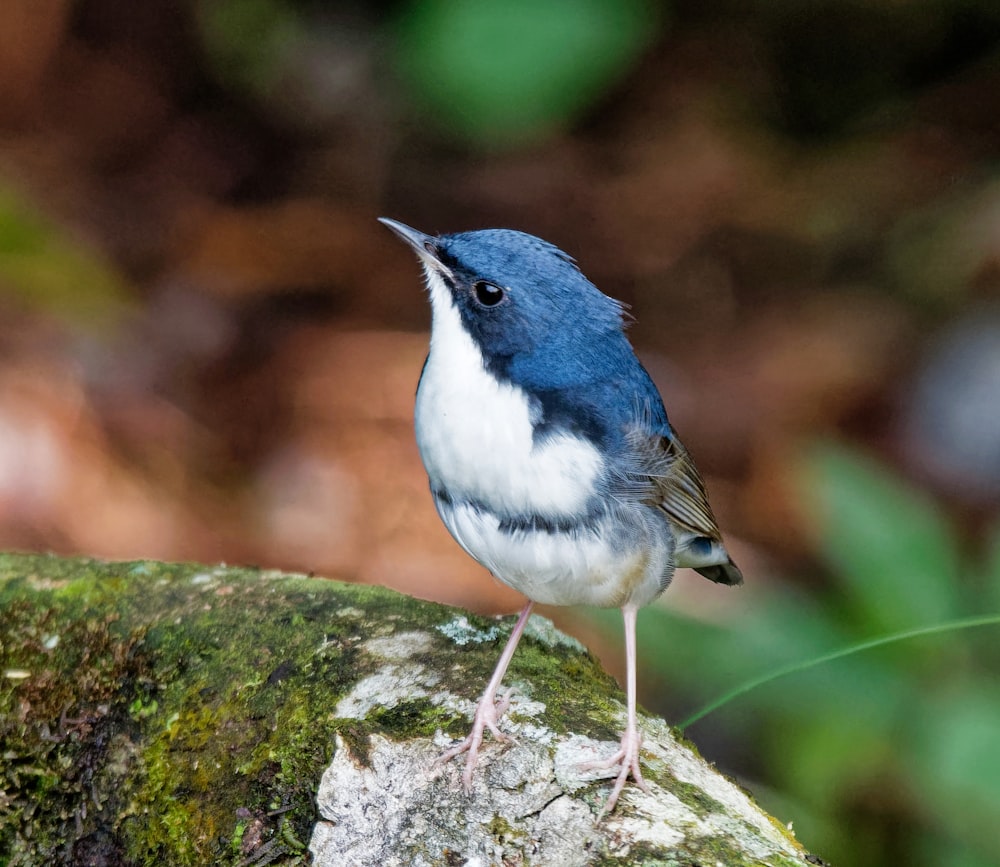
[694,558,744,586]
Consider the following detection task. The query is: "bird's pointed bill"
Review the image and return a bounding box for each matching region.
[378,217,451,276]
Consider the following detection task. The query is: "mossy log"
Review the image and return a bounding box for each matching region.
[0,553,816,866]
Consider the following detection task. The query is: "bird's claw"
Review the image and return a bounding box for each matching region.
[579,729,648,818]
[436,689,517,793]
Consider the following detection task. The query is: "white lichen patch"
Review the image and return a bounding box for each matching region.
[605,789,692,851]
[498,683,546,718]
[334,663,441,719]
[257,567,309,581]
[435,614,503,645]
[364,630,434,660]
[189,565,234,586]
[434,612,586,651]
[429,688,476,721]
[509,719,556,748]
[524,614,587,652]
[27,576,70,591]
[333,632,443,718]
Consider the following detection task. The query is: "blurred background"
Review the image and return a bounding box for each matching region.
[1,0,999,863]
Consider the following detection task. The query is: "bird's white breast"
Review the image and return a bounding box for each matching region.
[414,270,603,521]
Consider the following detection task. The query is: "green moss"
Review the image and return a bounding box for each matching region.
[667,779,727,818]
[230,819,249,856]
[674,834,802,867]
[486,813,528,849]
[0,553,456,865]
[591,836,804,867]
[367,697,462,739]
[333,722,373,767]
[432,611,626,742]
[0,591,150,864]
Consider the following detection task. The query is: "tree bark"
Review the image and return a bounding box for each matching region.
[0,553,817,866]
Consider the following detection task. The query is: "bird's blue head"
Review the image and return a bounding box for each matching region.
[380,218,669,448]
[379,219,634,390]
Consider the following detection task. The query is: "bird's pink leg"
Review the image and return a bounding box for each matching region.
[580,604,649,817]
[436,600,534,792]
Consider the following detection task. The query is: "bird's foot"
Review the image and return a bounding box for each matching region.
[436,689,515,793]
[579,727,649,818]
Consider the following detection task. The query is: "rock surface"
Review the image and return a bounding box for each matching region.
[0,553,815,866]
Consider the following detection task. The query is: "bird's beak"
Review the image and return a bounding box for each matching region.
[378,217,451,278]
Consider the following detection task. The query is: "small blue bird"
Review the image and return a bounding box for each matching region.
[380,218,743,816]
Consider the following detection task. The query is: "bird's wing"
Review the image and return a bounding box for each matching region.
[627,428,744,586]
[653,435,719,536]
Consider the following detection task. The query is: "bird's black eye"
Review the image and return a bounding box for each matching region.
[473,280,505,307]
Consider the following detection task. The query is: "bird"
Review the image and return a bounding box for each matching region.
[379,217,743,817]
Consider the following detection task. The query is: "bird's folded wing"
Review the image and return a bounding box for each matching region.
[652,434,723,542]
[625,428,743,585]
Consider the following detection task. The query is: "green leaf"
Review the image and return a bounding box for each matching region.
[393,0,659,146]
[800,442,961,632]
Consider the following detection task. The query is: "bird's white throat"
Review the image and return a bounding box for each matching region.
[414,268,603,522]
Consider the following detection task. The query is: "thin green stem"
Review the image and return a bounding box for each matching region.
[678,614,1000,730]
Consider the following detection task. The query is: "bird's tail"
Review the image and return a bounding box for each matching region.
[694,557,744,586]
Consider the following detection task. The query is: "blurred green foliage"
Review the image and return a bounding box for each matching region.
[190,0,1000,148]
[194,0,661,144]
[802,445,962,632]
[0,186,130,330]
[197,0,308,98]
[392,0,660,146]
[592,443,1000,867]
